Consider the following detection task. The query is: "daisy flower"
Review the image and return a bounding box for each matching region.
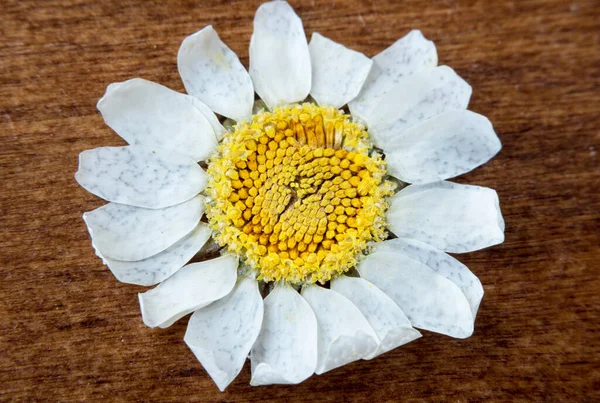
[76,0,504,391]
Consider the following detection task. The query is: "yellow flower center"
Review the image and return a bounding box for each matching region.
[206,103,394,284]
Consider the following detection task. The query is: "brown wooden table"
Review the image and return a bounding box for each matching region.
[1,0,598,401]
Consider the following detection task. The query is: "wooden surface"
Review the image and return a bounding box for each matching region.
[1,0,599,401]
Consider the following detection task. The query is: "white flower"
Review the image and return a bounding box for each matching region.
[75,0,504,392]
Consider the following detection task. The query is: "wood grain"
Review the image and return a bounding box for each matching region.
[1,0,598,401]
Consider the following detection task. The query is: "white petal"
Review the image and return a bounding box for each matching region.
[83,195,204,261]
[387,181,505,253]
[357,251,474,338]
[187,97,226,141]
[367,66,472,148]
[178,26,254,122]
[97,78,218,161]
[75,145,207,209]
[185,277,263,391]
[98,222,212,286]
[385,110,501,183]
[139,254,238,328]
[249,0,311,109]
[330,276,421,359]
[250,283,317,386]
[374,238,484,317]
[301,284,378,374]
[308,32,373,108]
[349,30,437,122]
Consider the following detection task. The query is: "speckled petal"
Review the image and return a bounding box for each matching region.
[387,181,505,253]
[139,254,238,328]
[308,32,372,108]
[301,284,378,374]
[250,283,317,386]
[185,277,263,391]
[97,78,218,161]
[349,30,437,122]
[374,238,484,317]
[188,97,226,141]
[357,251,475,338]
[367,66,472,147]
[75,145,207,209]
[98,223,212,286]
[330,276,421,359]
[83,195,204,261]
[384,110,501,183]
[249,1,311,109]
[178,25,254,122]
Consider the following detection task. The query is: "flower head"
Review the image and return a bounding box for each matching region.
[206,103,395,284]
[76,0,504,391]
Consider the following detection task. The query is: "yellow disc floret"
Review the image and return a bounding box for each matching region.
[205,103,395,284]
